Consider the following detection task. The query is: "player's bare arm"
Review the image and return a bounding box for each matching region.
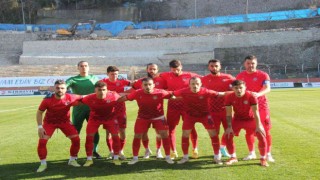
[36,110,47,139]
[117,95,128,102]
[251,105,266,137]
[225,106,234,138]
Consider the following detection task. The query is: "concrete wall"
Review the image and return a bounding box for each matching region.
[19,28,320,69]
[141,0,320,21]
[0,32,37,65]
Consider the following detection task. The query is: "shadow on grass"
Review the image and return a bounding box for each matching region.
[0,156,263,179]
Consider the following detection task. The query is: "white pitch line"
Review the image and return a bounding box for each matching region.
[0,105,37,113]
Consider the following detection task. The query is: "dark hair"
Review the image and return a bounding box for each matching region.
[141,77,154,83]
[95,81,107,88]
[107,66,119,73]
[54,79,66,85]
[146,63,158,69]
[169,59,182,68]
[231,80,246,87]
[244,55,257,62]
[189,76,201,84]
[208,59,221,64]
[77,61,88,67]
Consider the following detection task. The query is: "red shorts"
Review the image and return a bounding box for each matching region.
[134,116,168,134]
[210,111,227,132]
[115,112,127,129]
[182,114,215,130]
[87,120,119,135]
[166,109,186,127]
[232,119,256,136]
[43,122,78,137]
[259,109,271,131]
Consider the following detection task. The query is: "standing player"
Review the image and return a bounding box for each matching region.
[173,77,224,164]
[82,81,122,166]
[202,59,235,157]
[160,59,200,159]
[100,66,132,160]
[36,80,82,172]
[224,80,268,167]
[66,61,101,158]
[132,63,167,159]
[236,55,274,162]
[118,77,174,165]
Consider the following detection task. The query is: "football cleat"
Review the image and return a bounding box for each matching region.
[156,150,164,159]
[192,149,199,159]
[260,159,270,167]
[106,152,114,160]
[143,149,152,159]
[165,157,175,164]
[243,154,257,161]
[128,158,139,165]
[220,147,231,158]
[68,160,81,167]
[177,157,189,164]
[113,159,122,166]
[267,155,275,162]
[119,152,126,160]
[170,151,178,160]
[83,160,93,167]
[93,151,102,159]
[225,157,238,165]
[213,158,223,165]
[36,164,47,173]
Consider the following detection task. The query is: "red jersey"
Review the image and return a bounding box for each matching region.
[132,76,167,90]
[100,78,131,114]
[38,94,82,124]
[173,87,219,117]
[236,70,270,110]
[160,71,201,110]
[202,73,235,112]
[82,92,120,121]
[225,91,258,121]
[126,88,171,119]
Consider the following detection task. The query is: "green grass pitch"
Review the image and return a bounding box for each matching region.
[0,88,319,179]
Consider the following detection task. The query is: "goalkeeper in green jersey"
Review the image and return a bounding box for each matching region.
[66,61,102,158]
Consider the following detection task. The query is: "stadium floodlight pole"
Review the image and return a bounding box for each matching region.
[318,63,320,73]
[246,0,249,14]
[301,63,304,73]
[20,0,26,30]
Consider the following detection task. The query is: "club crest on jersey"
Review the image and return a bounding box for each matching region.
[222,79,228,82]
[155,82,159,85]
[243,100,248,104]
[106,100,111,103]
[153,96,158,100]
[182,78,188,82]
[65,101,70,105]
[199,96,204,99]
[253,77,258,81]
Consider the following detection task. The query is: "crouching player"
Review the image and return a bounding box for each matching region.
[36,80,82,172]
[173,77,225,164]
[118,77,174,165]
[81,81,122,166]
[224,80,269,167]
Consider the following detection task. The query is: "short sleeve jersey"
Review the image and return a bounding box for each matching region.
[173,87,219,117]
[82,92,120,121]
[66,75,99,95]
[202,73,235,112]
[236,70,270,110]
[225,91,258,121]
[133,76,167,90]
[38,94,82,124]
[126,88,171,119]
[160,71,201,110]
[100,78,131,114]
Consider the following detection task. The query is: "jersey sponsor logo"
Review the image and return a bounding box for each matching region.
[243,100,248,104]
[155,82,159,85]
[153,96,158,100]
[106,100,111,103]
[183,78,188,82]
[116,82,120,86]
[222,79,228,82]
[253,77,258,81]
[199,96,204,99]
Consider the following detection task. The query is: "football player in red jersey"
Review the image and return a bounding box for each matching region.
[202,59,235,158]
[224,80,268,167]
[36,80,82,172]
[132,63,167,159]
[118,77,174,165]
[100,66,133,160]
[236,55,274,162]
[173,77,225,165]
[160,59,200,159]
[81,81,122,167]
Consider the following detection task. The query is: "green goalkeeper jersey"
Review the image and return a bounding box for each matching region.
[66,74,99,95]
